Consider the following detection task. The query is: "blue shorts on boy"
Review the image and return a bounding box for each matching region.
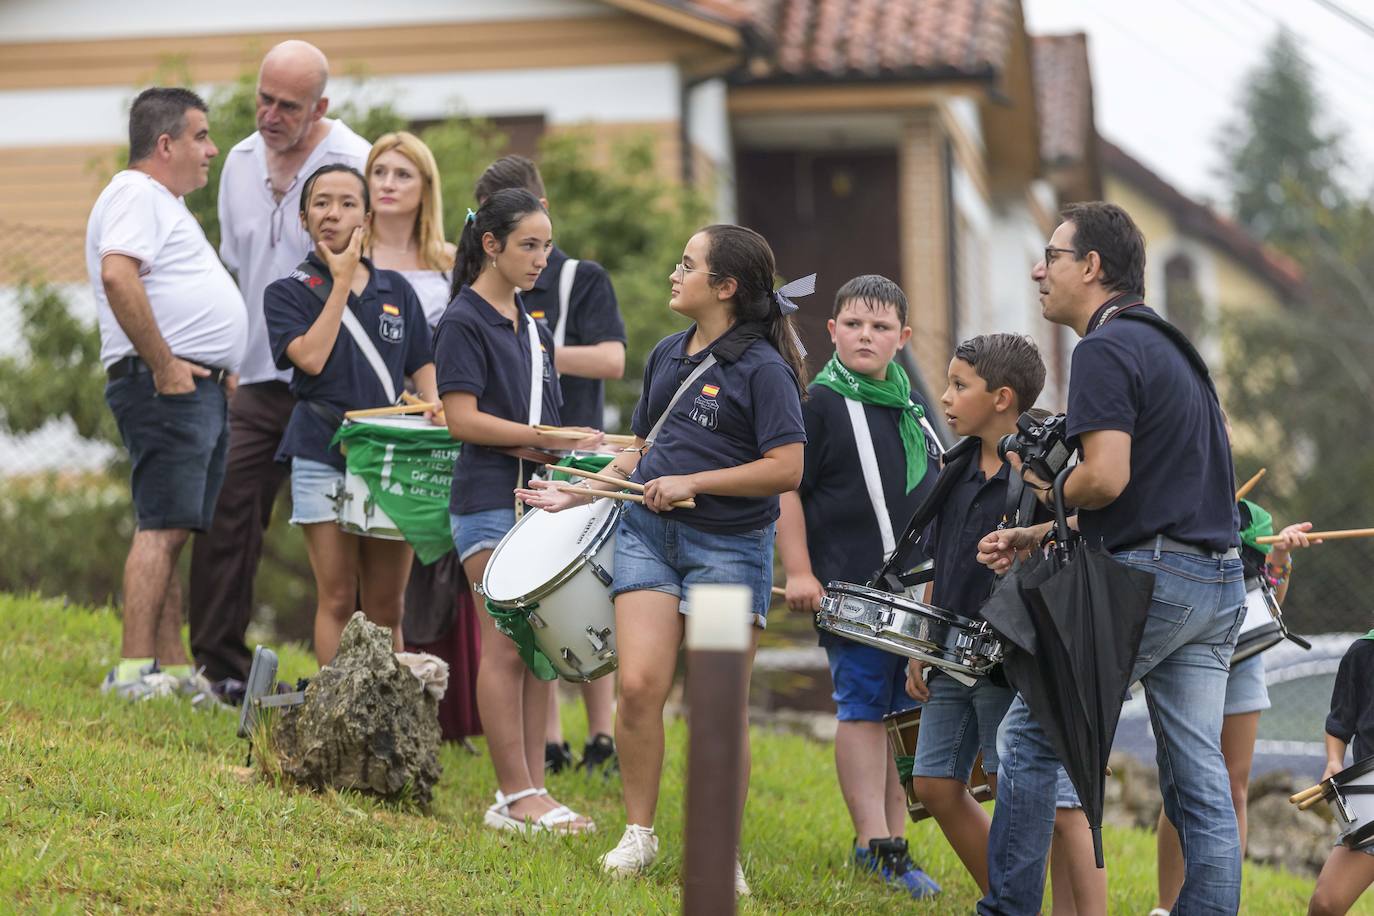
[797,382,941,720]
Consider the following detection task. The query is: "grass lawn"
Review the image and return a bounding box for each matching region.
[0,593,1342,914]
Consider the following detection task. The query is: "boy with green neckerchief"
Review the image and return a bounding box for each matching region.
[777,274,944,898]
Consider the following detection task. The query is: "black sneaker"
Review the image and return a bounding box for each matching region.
[861,837,941,899]
[545,741,575,774]
[577,733,618,776]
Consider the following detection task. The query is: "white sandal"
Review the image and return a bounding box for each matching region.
[483,787,596,835]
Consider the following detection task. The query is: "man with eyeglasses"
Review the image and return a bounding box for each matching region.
[189,40,371,697]
[974,202,1244,913]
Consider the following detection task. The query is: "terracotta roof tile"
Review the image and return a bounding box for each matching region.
[678,0,1019,80]
[1032,33,1095,167]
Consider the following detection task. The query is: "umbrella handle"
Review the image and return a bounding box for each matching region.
[1052,466,1075,557]
[1092,825,1104,869]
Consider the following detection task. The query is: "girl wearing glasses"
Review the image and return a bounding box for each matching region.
[520,224,808,895]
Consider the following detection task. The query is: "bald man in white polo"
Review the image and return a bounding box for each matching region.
[189,41,372,691]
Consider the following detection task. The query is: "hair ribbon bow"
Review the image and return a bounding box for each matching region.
[772,273,817,315]
[465,207,477,225]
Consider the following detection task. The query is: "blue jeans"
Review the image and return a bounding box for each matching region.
[980,549,1245,915]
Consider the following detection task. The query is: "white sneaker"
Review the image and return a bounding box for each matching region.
[735,859,750,897]
[600,824,659,877]
[100,663,179,701]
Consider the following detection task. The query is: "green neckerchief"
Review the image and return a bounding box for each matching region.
[812,353,929,493]
[1238,499,1274,555]
[1361,629,1374,641]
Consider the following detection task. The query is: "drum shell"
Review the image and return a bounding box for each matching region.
[1326,755,1374,851]
[882,707,992,822]
[817,581,1002,679]
[1232,583,1284,664]
[483,502,622,682]
[334,471,405,540]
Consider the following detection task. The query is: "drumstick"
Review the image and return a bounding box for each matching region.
[344,402,439,419]
[534,425,638,449]
[554,464,644,492]
[401,391,443,416]
[1235,468,1266,502]
[1298,793,1329,811]
[1290,783,1327,805]
[550,482,695,509]
[1255,527,1374,544]
[771,586,785,597]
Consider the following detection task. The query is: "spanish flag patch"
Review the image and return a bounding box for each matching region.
[701,384,720,397]
[382,303,400,316]
[530,310,546,320]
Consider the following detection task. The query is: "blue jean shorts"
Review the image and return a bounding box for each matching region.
[289,458,344,525]
[825,642,916,722]
[450,507,517,562]
[1224,651,1271,716]
[105,373,229,531]
[609,503,775,626]
[913,671,1016,777]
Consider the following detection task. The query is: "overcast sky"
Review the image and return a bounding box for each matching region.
[1025,0,1374,211]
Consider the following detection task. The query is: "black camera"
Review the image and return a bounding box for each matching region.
[996,411,1073,483]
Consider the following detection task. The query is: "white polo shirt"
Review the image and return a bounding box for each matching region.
[218,119,372,385]
[86,170,248,371]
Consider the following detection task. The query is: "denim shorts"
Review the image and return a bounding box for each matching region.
[451,507,516,562]
[105,373,229,531]
[913,671,1016,777]
[609,502,775,626]
[289,458,343,525]
[1224,651,1271,716]
[1055,768,1082,809]
[825,642,916,722]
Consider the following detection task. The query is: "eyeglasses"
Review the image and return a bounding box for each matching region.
[672,263,720,280]
[1043,246,1078,265]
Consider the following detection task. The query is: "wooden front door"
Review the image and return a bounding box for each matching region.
[735,148,902,382]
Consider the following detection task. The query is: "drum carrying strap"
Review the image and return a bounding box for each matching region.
[645,355,718,445]
[869,436,978,592]
[524,311,544,427]
[553,258,579,349]
[291,258,397,404]
[844,399,897,561]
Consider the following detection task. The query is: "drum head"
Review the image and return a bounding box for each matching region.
[484,500,620,604]
[347,415,434,431]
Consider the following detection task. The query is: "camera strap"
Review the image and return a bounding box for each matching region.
[1093,296,1219,402]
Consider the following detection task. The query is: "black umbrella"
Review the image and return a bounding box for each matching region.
[979,469,1156,867]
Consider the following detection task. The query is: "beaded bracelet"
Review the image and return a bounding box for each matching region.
[1266,557,1292,588]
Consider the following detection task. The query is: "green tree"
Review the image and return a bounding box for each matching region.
[1218,31,1374,633]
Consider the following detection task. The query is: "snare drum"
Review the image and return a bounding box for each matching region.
[1317,755,1374,851]
[481,499,623,682]
[1232,577,1285,664]
[817,581,1004,680]
[335,416,435,540]
[883,707,992,822]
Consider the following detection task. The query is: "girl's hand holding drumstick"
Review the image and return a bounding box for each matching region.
[641,474,698,513]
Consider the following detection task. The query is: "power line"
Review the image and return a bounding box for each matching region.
[1308,0,1374,41]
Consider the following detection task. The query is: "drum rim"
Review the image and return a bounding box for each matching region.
[1331,753,1374,788]
[823,579,981,628]
[482,501,625,607]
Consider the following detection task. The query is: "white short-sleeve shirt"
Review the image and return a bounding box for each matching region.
[218,119,372,385]
[86,170,248,371]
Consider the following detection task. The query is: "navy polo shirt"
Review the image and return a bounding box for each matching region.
[522,246,626,428]
[925,449,1047,620]
[1066,302,1238,552]
[798,384,941,647]
[265,254,432,470]
[630,327,806,534]
[433,285,562,515]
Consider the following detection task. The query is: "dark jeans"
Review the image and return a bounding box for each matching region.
[189,381,294,682]
[105,373,229,531]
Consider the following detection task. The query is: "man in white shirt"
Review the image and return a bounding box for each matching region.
[189,41,372,692]
[88,87,248,700]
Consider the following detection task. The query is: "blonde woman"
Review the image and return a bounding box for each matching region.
[365,132,482,742]
[365,131,456,323]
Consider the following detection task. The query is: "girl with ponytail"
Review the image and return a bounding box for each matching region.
[518,224,808,893]
[432,187,602,834]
